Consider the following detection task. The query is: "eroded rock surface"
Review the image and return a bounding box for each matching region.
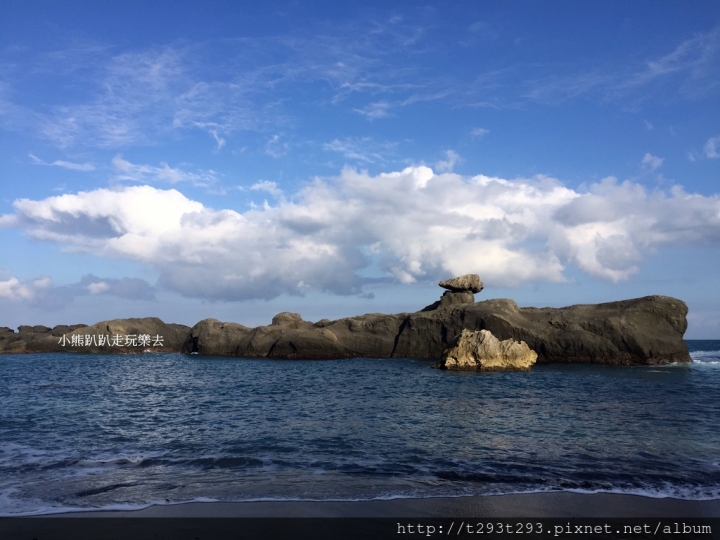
[422,274,481,311]
[439,274,484,294]
[0,318,189,353]
[181,295,690,365]
[435,329,537,371]
[0,296,692,366]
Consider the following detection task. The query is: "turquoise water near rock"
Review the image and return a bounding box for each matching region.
[1,341,718,515]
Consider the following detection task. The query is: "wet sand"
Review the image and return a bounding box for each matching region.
[43,492,720,518]
[3,494,718,540]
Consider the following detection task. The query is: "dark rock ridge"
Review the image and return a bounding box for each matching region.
[183,295,690,365]
[0,318,189,354]
[0,275,691,365]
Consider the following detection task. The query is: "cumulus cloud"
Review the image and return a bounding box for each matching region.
[704,136,720,159]
[2,167,720,302]
[641,153,664,171]
[0,273,154,310]
[0,275,53,302]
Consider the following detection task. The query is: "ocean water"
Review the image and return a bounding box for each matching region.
[0,341,718,515]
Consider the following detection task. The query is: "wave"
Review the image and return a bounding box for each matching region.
[2,485,719,516]
[0,495,220,517]
[690,350,720,365]
[77,456,149,468]
[0,444,168,475]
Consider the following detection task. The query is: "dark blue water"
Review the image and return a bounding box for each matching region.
[1,341,719,515]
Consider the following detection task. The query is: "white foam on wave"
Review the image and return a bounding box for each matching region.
[690,350,720,364]
[69,450,168,476]
[0,442,82,473]
[77,456,148,468]
[3,483,719,516]
[561,486,720,501]
[0,496,222,517]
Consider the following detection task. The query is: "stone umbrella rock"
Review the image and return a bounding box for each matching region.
[422,273,484,311]
[439,274,484,294]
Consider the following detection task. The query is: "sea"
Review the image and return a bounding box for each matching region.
[1,341,718,515]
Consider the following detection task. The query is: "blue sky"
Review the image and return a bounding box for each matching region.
[1,1,719,337]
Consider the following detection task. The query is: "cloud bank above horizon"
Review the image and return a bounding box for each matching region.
[2,165,719,308]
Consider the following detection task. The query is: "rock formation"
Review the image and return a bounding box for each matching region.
[0,318,189,354]
[422,273,483,311]
[0,274,693,366]
[181,294,691,365]
[435,329,537,371]
[439,274,484,293]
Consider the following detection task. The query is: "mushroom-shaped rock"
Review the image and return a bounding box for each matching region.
[439,274,483,294]
[435,329,537,372]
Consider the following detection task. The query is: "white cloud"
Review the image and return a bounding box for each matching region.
[644,120,654,131]
[641,153,664,171]
[209,129,226,150]
[0,276,51,301]
[323,137,396,163]
[704,136,720,159]
[623,26,720,92]
[3,167,720,303]
[435,150,462,173]
[29,153,95,171]
[265,135,288,158]
[470,127,489,139]
[523,26,720,105]
[111,155,218,186]
[0,273,153,310]
[87,281,110,294]
[353,101,391,119]
[250,180,283,198]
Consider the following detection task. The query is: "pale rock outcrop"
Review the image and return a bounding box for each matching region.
[436,329,537,371]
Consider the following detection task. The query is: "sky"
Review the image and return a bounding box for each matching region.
[1,1,719,338]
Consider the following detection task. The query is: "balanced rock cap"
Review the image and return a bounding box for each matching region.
[439,274,483,294]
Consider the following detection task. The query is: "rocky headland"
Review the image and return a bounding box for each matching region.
[0,274,692,366]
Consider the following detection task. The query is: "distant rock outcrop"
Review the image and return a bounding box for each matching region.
[0,318,189,354]
[434,329,537,371]
[0,276,692,367]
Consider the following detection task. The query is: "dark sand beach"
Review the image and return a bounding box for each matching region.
[3,493,716,540]
[48,492,720,518]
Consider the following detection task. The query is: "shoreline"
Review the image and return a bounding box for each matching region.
[3,494,719,540]
[36,493,720,518]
